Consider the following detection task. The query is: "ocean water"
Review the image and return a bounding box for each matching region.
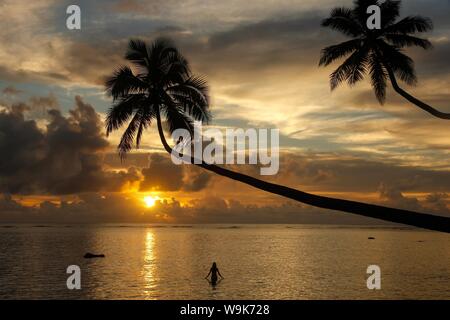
[0,224,448,300]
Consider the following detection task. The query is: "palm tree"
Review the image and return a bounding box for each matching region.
[105,38,449,233]
[319,0,450,119]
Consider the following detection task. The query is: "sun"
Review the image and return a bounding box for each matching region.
[143,196,159,208]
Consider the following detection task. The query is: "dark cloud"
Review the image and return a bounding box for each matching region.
[0,39,124,86]
[207,14,326,50]
[378,183,450,215]
[8,11,331,87]
[111,0,147,13]
[104,153,151,168]
[1,86,22,96]
[414,40,450,79]
[183,168,211,191]
[62,41,125,86]
[0,95,136,194]
[275,152,450,193]
[0,65,71,84]
[139,153,212,192]
[29,94,59,111]
[12,93,61,120]
[378,183,422,212]
[180,12,338,79]
[140,153,184,191]
[423,192,450,214]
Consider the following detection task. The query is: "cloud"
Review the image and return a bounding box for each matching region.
[139,153,212,192]
[0,95,137,194]
[378,183,422,212]
[0,0,449,224]
[378,182,450,215]
[1,187,447,224]
[111,0,147,13]
[140,154,184,191]
[423,192,450,214]
[28,94,59,111]
[1,86,22,96]
[0,192,396,225]
[254,152,450,194]
[1,91,448,214]
[183,168,211,191]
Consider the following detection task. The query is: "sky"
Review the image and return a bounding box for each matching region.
[0,0,449,224]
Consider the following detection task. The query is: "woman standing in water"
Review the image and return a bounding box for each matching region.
[205,262,224,285]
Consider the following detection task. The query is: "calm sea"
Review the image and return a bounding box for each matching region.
[0,224,448,299]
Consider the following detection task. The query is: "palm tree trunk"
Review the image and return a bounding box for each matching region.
[385,66,450,120]
[155,107,450,233]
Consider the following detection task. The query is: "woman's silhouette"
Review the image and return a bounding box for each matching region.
[205,262,223,285]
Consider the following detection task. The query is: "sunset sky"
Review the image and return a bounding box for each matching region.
[0,0,449,224]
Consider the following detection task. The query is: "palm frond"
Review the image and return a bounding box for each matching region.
[330,46,369,90]
[368,51,387,104]
[136,105,156,148]
[147,38,176,73]
[161,103,194,135]
[105,66,147,100]
[384,16,433,34]
[384,34,432,49]
[162,51,191,85]
[125,39,150,69]
[164,107,195,135]
[166,76,211,123]
[319,39,363,66]
[380,0,401,28]
[106,94,148,135]
[378,41,417,85]
[118,110,142,159]
[106,37,212,157]
[321,7,363,37]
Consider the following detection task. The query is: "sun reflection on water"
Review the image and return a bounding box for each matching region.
[142,231,157,298]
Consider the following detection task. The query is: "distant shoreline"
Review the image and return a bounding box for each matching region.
[0,222,418,231]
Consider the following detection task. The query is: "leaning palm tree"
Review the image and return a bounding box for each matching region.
[319,0,450,119]
[105,38,449,233]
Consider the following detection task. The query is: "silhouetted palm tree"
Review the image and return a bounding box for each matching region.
[105,38,449,233]
[105,38,210,158]
[320,0,450,119]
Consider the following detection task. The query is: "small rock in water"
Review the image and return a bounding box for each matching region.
[84,252,105,258]
[368,237,375,240]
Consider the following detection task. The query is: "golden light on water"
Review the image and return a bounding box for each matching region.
[143,231,157,298]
